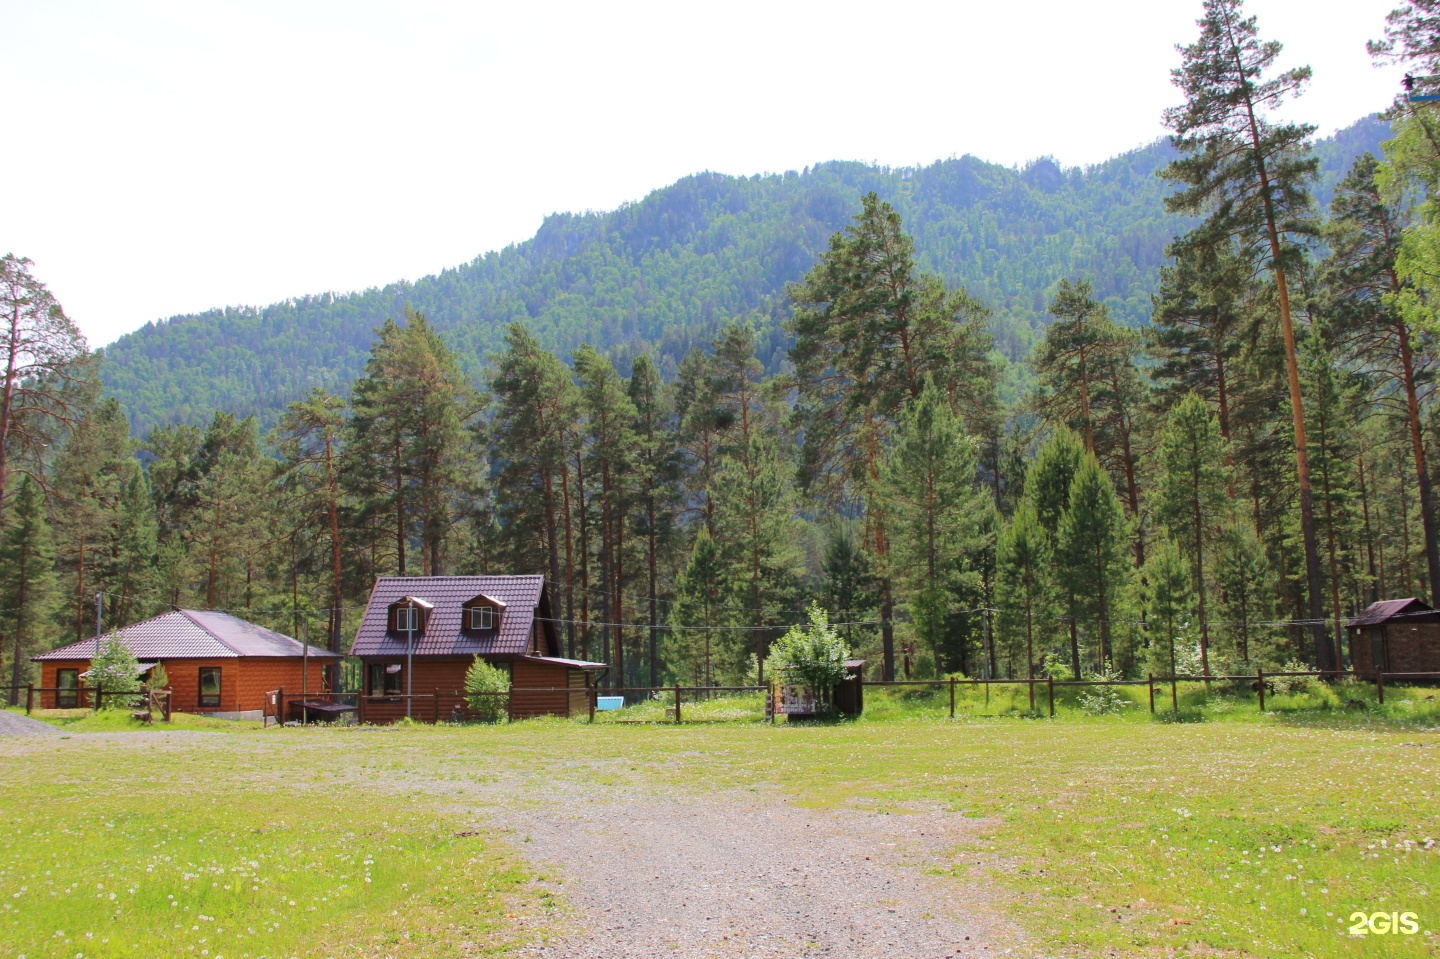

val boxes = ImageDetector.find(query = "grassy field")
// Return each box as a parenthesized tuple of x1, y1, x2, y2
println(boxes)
(1, 696, 1436, 958)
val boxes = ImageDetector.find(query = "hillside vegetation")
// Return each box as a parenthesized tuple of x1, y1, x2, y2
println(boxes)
(99, 116, 1386, 433)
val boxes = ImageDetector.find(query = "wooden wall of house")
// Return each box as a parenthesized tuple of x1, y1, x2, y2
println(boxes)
(511, 659, 574, 719)
(568, 669, 590, 717)
(38, 658, 328, 712)
(358, 658, 471, 724)
(1351, 622, 1440, 677)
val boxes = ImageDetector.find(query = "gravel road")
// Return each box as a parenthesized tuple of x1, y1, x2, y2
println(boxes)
(467, 777, 1031, 959)
(0, 711, 59, 736)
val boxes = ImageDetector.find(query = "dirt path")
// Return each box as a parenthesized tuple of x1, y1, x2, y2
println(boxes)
(465, 776, 1031, 959)
(0, 711, 59, 735)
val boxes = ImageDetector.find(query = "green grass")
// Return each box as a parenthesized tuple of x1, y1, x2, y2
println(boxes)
(590, 690, 767, 724)
(5, 707, 261, 733)
(2, 695, 1437, 958)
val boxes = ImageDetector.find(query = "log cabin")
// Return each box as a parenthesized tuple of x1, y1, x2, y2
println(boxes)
(1346, 598, 1440, 678)
(350, 575, 606, 722)
(33, 609, 338, 718)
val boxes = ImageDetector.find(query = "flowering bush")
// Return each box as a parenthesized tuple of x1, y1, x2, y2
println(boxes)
(85, 634, 142, 710)
(765, 604, 851, 708)
(464, 657, 510, 723)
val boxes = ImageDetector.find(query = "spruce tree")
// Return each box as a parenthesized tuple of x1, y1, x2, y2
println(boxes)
(1162, 0, 1332, 669)
(1056, 454, 1130, 674)
(669, 527, 726, 686)
(1023, 429, 1085, 676)
(1153, 393, 1233, 675)
(1140, 537, 1195, 686)
(1215, 521, 1277, 666)
(996, 502, 1048, 701)
(1, 477, 57, 702)
(879, 378, 985, 670)
(628, 354, 682, 687)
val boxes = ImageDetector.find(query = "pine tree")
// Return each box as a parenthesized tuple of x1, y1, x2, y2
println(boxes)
(669, 527, 726, 686)
(1215, 521, 1277, 666)
(1323, 152, 1440, 604)
(0, 255, 90, 527)
(628, 354, 682, 687)
(789, 193, 998, 679)
(1162, 0, 1332, 669)
(1056, 454, 1130, 674)
(574, 345, 637, 685)
(879, 378, 985, 669)
(1152, 393, 1233, 675)
(1, 477, 57, 702)
(110, 471, 158, 627)
(275, 388, 349, 653)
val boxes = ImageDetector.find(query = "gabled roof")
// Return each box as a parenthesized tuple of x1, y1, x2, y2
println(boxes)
(1347, 598, 1440, 628)
(351, 575, 552, 658)
(34, 610, 339, 661)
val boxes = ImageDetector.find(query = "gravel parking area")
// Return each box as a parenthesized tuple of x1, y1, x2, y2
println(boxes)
(0, 711, 59, 736)
(471, 777, 1029, 959)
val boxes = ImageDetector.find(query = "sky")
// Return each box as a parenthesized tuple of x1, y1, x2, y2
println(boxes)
(0, 0, 1408, 347)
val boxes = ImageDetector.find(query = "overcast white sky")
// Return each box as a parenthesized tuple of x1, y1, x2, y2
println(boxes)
(0, 0, 1406, 347)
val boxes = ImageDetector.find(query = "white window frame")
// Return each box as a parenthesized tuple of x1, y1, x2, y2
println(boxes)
(470, 606, 493, 630)
(395, 606, 419, 632)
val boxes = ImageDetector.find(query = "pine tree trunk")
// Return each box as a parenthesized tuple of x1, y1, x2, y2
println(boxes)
(1395, 314, 1440, 604)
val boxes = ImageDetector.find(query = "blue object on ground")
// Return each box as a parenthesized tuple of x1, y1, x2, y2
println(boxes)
(595, 696, 625, 711)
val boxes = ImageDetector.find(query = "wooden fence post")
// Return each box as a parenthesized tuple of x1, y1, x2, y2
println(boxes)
(1257, 669, 1265, 712)
(433, 688, 440, 724)
(589, 681, 596, 723)
(1148, 674, 1155, 714)
(1170, 675, 1178, 714)
(674, 684, 682, 724)
(1376, 671, 1385, 706)
(1028, 676, 1035, 713)
(94, 682, 102, 712)
(277, 687, 285, 725)
(1047, 676, 1055, 718)
(949, 677, 956, 719)
(25, 683, 32, 715)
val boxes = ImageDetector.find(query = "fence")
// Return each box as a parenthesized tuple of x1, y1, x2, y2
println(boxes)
(1, 683, 171, 720)
(862, 670, 1440, 716)
(594, 685, 770, 724)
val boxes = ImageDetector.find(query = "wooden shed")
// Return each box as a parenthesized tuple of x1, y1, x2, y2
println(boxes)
(33, 610, 337, 718)
(350, 575, 606, 722)
(1346, 598, 1440, 677)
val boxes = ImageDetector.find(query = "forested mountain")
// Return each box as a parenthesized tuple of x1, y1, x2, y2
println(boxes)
(99, 115, 1388, 434)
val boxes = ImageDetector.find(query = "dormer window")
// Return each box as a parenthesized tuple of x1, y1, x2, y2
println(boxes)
(461, 592, 506, 634)
(389, 596, 433, 634)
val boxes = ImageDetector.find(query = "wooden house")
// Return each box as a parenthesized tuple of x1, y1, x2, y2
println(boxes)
(33, 610, 338, 718)
(1346, 598, 1440, 677)
(350, 575, 606, 722)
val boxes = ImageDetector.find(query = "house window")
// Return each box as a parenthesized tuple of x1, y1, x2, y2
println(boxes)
(394, 606, 419, 632)
(198, 667, 222, 708)
(470, 606, 493, 630)
(367, 663, 403, 697)
(56, 669, 78, 709)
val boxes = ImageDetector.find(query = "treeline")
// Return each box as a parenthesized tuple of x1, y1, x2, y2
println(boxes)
(4, 0, 1438, 695)
(97, 117, 1384, 437)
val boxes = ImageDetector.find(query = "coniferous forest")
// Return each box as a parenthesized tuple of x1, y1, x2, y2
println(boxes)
(9, 0, 1440, 694)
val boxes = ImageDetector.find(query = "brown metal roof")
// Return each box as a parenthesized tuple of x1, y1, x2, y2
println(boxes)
(351, 575, 555, 658)
(33, 610, 339, 661)
(1346, 598, 1440, 628)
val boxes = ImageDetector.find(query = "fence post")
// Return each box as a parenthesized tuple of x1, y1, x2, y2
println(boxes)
(433, 688, 440, 724)
(163, 691, 171, 723)
(1047, 676, 1055, 718)
(1028, 676, 1035, 713)
(589, 681, 596, 723)
(25, 683, 32, 715)
(1376, 670, 1385, 706)
(1170, 675, 1178, 714)
(1257, 669, 1265, 712)
(674, 684, 682, 724)
(277, 687, 285, 725)
(94, 682, 102, 712)
(949, 677, 956, 719)
(1148, 674, 1155, 714)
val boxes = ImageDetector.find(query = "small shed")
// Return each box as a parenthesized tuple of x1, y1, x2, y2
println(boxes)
(833, 659, 866, 716)
(1346, 598, 1440, 677)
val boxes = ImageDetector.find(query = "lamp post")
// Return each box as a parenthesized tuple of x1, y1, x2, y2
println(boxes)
(405, 605, 414, 719)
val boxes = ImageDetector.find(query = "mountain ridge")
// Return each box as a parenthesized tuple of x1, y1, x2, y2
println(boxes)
(99, 115, 1390, 435)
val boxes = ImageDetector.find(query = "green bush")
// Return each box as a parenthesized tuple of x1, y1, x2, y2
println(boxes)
(464, 658, 510, 723)
(147, 662, 169, 692)
(766, 604, 851, 709)
(86, 635, 142, 710)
